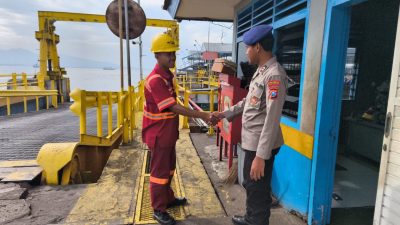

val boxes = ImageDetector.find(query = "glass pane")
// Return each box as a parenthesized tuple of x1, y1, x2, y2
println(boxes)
(275, 20, 306, 120)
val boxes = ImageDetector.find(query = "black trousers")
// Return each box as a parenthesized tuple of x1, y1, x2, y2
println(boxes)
(242, 148, 279, 225)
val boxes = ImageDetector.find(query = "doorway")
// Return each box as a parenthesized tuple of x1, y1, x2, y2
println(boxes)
(330, 1, 399, 224)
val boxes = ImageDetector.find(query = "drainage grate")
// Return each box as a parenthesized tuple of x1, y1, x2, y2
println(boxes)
(134, 151, 185, 224)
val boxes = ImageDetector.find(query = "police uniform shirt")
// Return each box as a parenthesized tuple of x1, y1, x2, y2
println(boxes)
(224, 57, 287, 160)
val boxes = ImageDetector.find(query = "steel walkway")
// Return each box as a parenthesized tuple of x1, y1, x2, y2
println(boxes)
(0, 106, 226, 224)
(0, 103, 117, 161)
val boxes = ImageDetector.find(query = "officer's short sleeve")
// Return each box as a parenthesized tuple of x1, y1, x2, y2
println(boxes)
(147, 76, 176, 111)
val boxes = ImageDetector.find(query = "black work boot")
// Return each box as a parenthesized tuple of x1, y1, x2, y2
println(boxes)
(153, 210, 176, 225)
(167, 197, 187, 208)
(232, 215, 251, 225)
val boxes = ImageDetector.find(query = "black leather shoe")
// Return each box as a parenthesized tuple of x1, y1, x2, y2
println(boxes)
(232, 215, 250, 225)
(153, 210, 176, 225)
(167, 197, 187, 208)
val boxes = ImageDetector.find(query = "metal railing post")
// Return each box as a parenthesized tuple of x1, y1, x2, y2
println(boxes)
(210, 89, 215, 113)
(23, 96, 27, 113)
(117, 92, 122, 127)
(22, 73, 28, 89)
(97, 92, 103, 137)
(6, 97, 11, 115)
(53, 93, 58, 108)
(12, 73, 17, 90)
(183, 89, 190, 129)
(108, 93, 113, 136)
(122, 92, 130, 144)
(80, 90, 87, 136)
(36, 96, 39, 111)
(138, 81, 144, 112)
(130, 86, 136, 130)
(208, 89, 215, 135)
(51, 80, 57, 108)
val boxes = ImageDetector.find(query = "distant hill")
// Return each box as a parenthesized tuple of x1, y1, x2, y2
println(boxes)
(0, 48, 118, 68)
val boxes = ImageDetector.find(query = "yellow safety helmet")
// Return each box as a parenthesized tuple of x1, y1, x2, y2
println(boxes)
(151, 33, 179, 53)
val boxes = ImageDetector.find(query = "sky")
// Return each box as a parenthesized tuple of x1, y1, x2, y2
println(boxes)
(0, 0, 233, 74)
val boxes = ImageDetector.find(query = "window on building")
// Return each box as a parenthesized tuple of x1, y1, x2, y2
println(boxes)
(275, 20, 306, 120)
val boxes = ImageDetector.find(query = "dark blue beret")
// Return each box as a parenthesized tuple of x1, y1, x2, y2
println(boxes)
(243, 25, 273, 45)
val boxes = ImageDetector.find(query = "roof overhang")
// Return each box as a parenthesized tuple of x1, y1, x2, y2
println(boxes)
(163, 0, 241, 22)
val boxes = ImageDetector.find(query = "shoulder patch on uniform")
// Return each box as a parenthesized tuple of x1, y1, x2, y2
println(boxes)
(267, 80, 280, 90)
(269, 90, 278, 99)
(268, 79, 280, 100)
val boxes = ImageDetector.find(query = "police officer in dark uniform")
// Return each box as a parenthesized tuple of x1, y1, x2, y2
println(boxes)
(213, 25, 288, 225)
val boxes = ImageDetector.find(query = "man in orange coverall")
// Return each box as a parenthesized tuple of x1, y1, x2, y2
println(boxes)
(142, 32, 219, 225)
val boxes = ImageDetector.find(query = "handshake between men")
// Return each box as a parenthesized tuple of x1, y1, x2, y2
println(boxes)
(204, 111, 226, 126)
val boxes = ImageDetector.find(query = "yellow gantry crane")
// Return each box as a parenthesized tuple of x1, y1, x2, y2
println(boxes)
(35, 11, 180, 185)
(35, 11, 179, 90)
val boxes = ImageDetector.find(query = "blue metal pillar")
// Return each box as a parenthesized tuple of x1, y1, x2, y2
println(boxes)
(308, 1, 352, 224)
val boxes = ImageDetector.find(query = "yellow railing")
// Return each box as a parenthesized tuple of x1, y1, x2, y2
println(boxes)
(0, 73, 68, 116)
(0, 73, 38, 90)
(67, 74, 216, 147)
(1, 71, 215, 134)
(176, 74, 219, 89)
(69, 83, 145, 146)
(135, 80, 145, 113)
(0, 90, 58, 116)
(175, 81, 218, 134)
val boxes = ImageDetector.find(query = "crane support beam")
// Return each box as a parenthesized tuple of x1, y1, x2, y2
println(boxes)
(35, 11, 179, 90)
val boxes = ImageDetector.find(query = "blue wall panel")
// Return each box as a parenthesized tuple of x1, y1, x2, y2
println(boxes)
(272, 145, 311, 215)
(308, 1, 351, 224)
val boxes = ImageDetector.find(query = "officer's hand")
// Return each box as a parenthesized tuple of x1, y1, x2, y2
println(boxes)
(250, 156, 265, 181)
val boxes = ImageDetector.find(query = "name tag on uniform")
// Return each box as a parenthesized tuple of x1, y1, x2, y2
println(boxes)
(249, 82, 264, 108)
(250, 96, 260, 105)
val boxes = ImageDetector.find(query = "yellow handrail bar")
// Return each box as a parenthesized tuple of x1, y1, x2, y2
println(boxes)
(0, 90, 58, 115)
